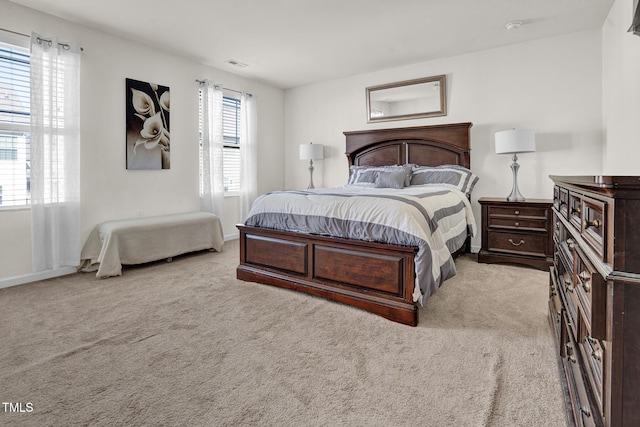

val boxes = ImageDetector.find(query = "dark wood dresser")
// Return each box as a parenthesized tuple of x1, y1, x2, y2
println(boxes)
(549, 175, 640, 427)
(478, 197, 553, 270)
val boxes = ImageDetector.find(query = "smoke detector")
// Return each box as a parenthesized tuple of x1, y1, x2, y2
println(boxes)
(504, 20, 523, 31)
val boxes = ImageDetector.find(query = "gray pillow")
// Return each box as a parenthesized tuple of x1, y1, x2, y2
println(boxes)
(348, 164, 412, 187)
(374, 170, 406, 189)
(410, 165, 479, 194)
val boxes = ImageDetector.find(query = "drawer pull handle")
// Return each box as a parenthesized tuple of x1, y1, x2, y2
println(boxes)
(565, 343, 576, 363)
(514, 210, 520, 215)
(514, 222, 519, 227)
(580, 406, 592, 418)
(592, 349, 602, 361)
(586, 335, 597, 345)
(583, 218, 601, 229)
(579, 271, 591, 292)
(571, 206, 581, 215)
(508, 238, 525, 246)
(566, 238, 575, 250)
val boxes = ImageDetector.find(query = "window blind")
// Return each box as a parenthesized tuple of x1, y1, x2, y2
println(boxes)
(222, 96, 240, 192)
(0, 43, 30, 207)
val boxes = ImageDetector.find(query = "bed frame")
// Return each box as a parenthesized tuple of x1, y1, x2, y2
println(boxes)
(237, 122, 473, 326)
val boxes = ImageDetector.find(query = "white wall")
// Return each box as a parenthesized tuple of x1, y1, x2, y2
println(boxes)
(0, 0, 285, 281)
(284, 30, 604, 251)
(602, 0, 640, 172)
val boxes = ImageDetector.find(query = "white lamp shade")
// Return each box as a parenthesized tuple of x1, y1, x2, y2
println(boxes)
(299, 143, 324, 160)
(495, 129, 536, 154)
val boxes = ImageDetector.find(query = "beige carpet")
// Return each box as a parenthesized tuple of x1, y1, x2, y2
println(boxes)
(0, 240, 566, 427)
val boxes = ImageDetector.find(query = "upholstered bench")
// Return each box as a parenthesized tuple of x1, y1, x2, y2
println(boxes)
(79, 212, 224, 278)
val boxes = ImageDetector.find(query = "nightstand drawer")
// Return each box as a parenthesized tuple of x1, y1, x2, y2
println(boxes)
(486, 230, 547, 257)
(489, 217, 547, 231)
(487, 205, 549, 219)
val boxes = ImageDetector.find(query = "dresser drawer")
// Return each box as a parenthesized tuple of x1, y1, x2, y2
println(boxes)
(581, 196, 606, 260)
(553, 211, 566, 242)
(574, 247, 594, 327)
(487, 230, 547, 257)
(579, 333, 604, 413)
(556, 248, 578, 339)
(549, 269, 563, 346)
(564, 326, 598, 427)
(575, 246, 607, 340)
(556, 186, 569, 219)
(569, 192, 583, 231)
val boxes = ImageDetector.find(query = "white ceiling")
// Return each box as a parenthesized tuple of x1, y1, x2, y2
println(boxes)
(8, 0, 614, 89)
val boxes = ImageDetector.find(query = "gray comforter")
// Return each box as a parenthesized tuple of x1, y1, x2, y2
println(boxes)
(244, 185, 477, 304)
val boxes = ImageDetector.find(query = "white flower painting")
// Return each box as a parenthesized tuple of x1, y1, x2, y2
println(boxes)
(126, 78, 170, 169)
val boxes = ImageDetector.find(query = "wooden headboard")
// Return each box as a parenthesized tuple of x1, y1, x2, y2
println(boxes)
(344, 122, 472, 169)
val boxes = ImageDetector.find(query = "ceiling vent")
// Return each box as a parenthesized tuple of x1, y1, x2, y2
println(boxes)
(226, 59, 249, 68)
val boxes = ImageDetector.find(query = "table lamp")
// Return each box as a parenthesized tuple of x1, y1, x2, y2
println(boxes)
(495, 129, 536, 201)
(299, 142, 324, 189)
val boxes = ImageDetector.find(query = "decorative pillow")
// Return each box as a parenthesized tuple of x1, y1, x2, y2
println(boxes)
(374, 169, 407, 189)
(410, 165, 479, 194)
(348, 164, 412, 186)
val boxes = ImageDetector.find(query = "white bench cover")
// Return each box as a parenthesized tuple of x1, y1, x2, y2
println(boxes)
(79, 212, 224, 278)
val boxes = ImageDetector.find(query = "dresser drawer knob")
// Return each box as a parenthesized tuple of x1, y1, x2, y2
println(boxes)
(514, 210, 520, 215)
(583, 218, 601, 229)
(514, 222, 519, 227)
(592, 349, 602, 361)
(579, 271, 591, 292)
(508, 238, 525, 246)
(571, 206, 581, 215)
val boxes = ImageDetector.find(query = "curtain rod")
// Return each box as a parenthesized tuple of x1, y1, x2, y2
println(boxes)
(0, 27, 84, 51)
(195, 79, 253, 97)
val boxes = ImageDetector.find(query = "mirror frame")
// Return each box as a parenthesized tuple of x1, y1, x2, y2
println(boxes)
(366, 75, 447, 123)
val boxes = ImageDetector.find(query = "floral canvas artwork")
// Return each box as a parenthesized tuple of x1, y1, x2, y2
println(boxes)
(125, 78, 170, 169)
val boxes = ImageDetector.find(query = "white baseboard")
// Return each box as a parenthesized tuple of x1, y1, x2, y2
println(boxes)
(0, 266, 78, 290)
(224, 232, 239, 241)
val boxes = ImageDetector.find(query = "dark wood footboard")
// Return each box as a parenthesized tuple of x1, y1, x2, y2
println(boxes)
(237, 225, 419, 326)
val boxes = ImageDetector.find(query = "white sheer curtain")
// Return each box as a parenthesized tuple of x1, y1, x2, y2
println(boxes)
(199, 81, 224, 218)
(30, 32, 81, 272)
(239, 92, 257, 222)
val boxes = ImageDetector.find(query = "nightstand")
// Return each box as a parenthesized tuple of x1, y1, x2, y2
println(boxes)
(477, 197, 553, 271)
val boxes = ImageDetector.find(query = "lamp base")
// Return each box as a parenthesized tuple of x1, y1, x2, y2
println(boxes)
(307, 160, 315, 189)
(506, 154, 525, 201)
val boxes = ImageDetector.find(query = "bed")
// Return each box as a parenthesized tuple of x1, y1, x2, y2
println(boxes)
(237, 123, 475, 326)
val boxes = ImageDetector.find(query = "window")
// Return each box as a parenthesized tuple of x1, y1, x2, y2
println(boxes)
(222, 95, 241, 193)
(198, 90, 241, 194)
(0, 42, 30, 207)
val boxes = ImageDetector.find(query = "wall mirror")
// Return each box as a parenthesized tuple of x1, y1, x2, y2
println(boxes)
(366, 75, 447, 123)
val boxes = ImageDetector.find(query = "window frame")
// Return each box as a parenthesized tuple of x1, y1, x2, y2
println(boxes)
(0, 37, 31, 210)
